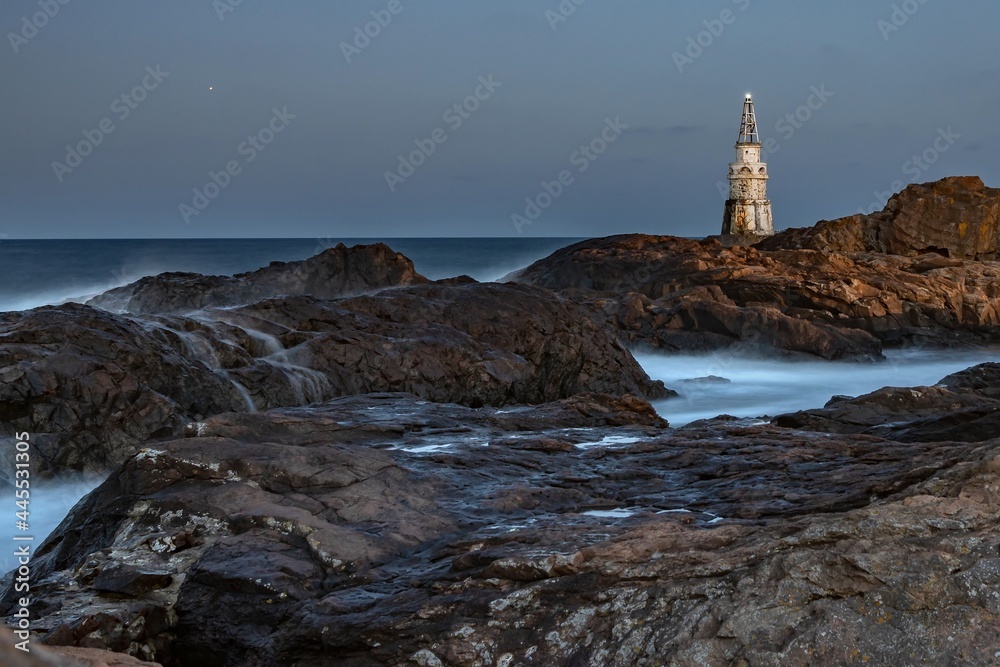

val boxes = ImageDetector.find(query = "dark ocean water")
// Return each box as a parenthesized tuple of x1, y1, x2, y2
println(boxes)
(0, 238, 584, 312)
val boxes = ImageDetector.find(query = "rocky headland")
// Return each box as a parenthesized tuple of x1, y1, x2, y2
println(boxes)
(510, 177, 1000, 358)
(2, 176, 1000, 665)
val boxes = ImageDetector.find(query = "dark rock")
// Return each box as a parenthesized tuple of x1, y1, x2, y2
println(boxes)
(0, 304, 249, 474)
(677, 375, 731, 385)
(6, 391, 1000, 665)
(775, 362, 1000, 442)
(219, 282, 670, 408)
(2, 282, 667, 474)
(92, 566, 173, 598)
(87, 243, 428, 315)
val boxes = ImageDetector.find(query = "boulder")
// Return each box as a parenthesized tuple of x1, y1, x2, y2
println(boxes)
(510, 209, 1000, 354)
(87, 243, 428, 315)
(221, 282, 670, 407)
(2, 282, 668, 474)
(775, 362, 1000, 442)
(760, 176, 1000, 260)
(0, 304, 249, 474)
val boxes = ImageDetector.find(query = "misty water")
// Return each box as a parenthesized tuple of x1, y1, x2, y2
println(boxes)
(0, 476, 105, 574)
(638, 348, 999, 427)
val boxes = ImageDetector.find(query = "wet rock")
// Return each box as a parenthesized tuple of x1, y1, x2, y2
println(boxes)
(0, 304, 249, 474)
(2, 282, 667, 474)
(775, 362, 1000, 442)
(182, 391, 668, 446)
(92, 566, 173, 598)
(5, 391, 998, 665)
(219, 281, 670, 407)
(87, 243, 428, 315)
(677, 375, 731, 385)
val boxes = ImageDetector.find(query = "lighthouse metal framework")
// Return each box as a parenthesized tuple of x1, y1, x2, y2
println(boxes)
(722, 94, 774, 236)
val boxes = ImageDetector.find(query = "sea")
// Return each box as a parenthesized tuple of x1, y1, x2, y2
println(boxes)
(0, 237, 997, 572)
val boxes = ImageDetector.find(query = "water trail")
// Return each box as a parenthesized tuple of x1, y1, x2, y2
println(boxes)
(241, 327, 284, 357)
(269, 360, 331, 406)
(222, 374, 257, 412)
(146, 322, 221, 368)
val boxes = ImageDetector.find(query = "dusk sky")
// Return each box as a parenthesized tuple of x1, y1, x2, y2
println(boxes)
(2, 0, 998, 239)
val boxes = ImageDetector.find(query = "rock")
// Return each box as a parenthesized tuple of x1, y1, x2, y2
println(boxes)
(775, 362, 1000, 442)
(0, 304, 249, 474)
(87, 243, 428, 315)
(6, 390, 1000, 665)
(2, 282, 667, 474)
(92, 565, 173, 598)
(181, 391, 668, 446)
(44, 646, 162, 667)
(0, 627, 161, 666)
(511, 220, 1000, 355)
(220, 282, 670, 408)
(759, 176, 1000, 260)
(677, 375, 731, 385)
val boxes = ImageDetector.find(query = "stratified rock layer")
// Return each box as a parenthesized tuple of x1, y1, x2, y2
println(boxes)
(511, 236, 1000, 356)
(760, 176, 1000, 259)
(509, 178, 1000, 358)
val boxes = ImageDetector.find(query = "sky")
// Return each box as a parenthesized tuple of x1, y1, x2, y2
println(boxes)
(1, 0, 998, 239)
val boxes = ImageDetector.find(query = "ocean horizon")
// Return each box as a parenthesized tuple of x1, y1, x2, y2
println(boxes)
(0, 237, 594, 313)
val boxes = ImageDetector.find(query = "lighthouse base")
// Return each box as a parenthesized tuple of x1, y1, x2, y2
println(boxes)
(722, 199, 774, 236)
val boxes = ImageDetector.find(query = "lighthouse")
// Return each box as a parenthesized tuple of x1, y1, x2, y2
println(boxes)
(722, 94, 774, 237)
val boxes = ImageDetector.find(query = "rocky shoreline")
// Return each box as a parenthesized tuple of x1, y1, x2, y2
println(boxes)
(2, 176, 1000, 666)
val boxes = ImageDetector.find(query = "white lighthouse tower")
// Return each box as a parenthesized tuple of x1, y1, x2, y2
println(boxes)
(722, 94, 774, 236)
